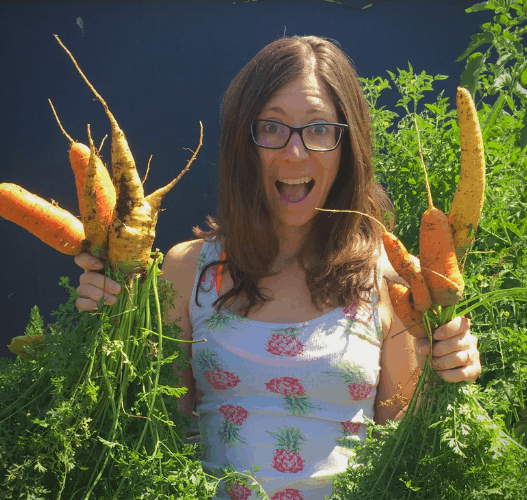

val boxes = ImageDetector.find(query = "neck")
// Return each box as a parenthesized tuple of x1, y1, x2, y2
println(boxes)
(271, 222, 311, 272)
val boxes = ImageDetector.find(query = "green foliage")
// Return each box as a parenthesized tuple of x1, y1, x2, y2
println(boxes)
(0, 255, 262, 499)
(327, 1, 527, 497)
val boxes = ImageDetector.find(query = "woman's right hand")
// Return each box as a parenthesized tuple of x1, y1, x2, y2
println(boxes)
(74, 253, 122, 311)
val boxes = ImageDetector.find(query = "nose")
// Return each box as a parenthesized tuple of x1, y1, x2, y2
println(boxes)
(282, 131, 309, 160)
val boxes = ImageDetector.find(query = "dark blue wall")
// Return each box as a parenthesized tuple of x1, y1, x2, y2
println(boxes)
(0, 0, 490, 358)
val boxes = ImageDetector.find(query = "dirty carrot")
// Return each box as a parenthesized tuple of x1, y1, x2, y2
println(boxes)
(48, 99, 116, 231)
(316, 206, 432, 312)
(0, 183, 85, 255)
(386, 279, 426, 338)
(54, 34, 202, 274)
(415, 117, 465, 307)
(82, 124, 110, 259)
(448, 86, 486, 264)
(382, 232, 431, 312)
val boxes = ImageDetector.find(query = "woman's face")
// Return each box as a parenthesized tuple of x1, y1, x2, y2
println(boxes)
(255, 69, 342, 233)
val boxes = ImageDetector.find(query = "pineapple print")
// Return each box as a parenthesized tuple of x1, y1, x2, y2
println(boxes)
(269, 426, 306, 473)
(266, 326, 305, 357)
(271, 489, 304, 500)
(265, 377, 320, 416)
(196, 250, 206, 275)
(327, 362, 375, 401)
(336, 420, 361, 449)
(200, 263, 218, 293)
(205, 310, 246, 332)
(218, 404, 248, 447)
(342, 302, 382, 342)
(195, 347, 240, 390)
(226, 480, 251, 500)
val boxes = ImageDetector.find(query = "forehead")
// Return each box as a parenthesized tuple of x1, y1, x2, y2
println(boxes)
(261, 69, 337, 119)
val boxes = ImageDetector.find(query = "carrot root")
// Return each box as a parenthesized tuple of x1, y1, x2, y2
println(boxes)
(0, 183, 85, 255)
(386, 279, 426, 339)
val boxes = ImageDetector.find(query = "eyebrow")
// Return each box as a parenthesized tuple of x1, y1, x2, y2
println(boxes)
(262, 106, 333, 117)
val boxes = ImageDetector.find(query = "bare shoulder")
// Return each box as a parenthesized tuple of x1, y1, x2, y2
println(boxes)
(162, 239, 204, 294)
(160, 239, 204, 334)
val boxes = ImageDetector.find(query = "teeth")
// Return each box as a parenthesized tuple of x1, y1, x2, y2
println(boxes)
(279, 177, 312, 185)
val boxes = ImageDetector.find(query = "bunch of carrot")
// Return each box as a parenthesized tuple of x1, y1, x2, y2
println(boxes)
(1, 36, 202, 273)
(0, 36, 228, 499)
(327, 87, 527, 499)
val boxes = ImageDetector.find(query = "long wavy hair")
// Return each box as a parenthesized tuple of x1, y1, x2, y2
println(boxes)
(194, 35, 393, 316)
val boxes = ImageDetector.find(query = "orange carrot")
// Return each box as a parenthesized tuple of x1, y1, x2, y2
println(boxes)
(386, 279, 426, 338)
(0, 183, 85, 255)
(316, 206, 432, 312)
(48, 99, 116, 229)
(419, 207, 465, 306)
(415, 116, 465, 307)
(382, 232, 431, 312)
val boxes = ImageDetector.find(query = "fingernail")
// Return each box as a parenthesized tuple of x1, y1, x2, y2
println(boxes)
(92, 260, 104, 269)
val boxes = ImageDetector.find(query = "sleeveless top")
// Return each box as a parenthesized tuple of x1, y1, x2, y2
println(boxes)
(189, 239, 384, 500)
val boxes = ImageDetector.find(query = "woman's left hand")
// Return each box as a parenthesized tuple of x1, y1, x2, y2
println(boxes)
(415, 316, 481, 383)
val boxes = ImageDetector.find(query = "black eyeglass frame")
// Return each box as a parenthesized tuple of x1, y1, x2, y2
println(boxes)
(251, 119, 349, 152)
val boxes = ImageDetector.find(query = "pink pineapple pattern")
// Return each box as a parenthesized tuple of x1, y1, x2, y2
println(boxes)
(265, 377, 320, 415)
(327, 361, 375, 401)
(266, 326, 305, 357)
(336, 420, 361, 449)
(342, 302, 382, 342)
(269, 426, 306, 473)
(218, 404, 249, 447)
(200, 263, 218, 292)
(195, 347, 240, 390)
(271, 489, 304, 500)
(226, 481, 252, 500)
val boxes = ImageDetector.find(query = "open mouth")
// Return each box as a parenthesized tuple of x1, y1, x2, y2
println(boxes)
(275, 177, 315, 204)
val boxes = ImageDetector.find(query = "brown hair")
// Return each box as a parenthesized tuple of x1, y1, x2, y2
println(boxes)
(194, 35, 393, 316)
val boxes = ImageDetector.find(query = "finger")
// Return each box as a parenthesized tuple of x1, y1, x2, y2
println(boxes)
(75, 296, 99, 312)
(74, 252, 105, 271)
(432, 330, 476, 357)
(432, 347, 478, 371)
(77, 282, 118, 306)
(79, 271, 121, 295)
(416, 338, 431, 358)
(433, 315, 471, 341)
(436, 358, 482, 383)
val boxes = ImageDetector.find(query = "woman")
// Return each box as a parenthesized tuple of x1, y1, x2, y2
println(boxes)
(74, 36, 481, 499)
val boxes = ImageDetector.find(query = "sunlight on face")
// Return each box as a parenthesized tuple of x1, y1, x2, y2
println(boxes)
(255, 67, 342, 236)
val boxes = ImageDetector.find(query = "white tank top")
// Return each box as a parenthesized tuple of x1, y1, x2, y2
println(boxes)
(189, 239, 383, 499)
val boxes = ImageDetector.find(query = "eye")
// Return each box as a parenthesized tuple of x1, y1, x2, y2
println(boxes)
(262, 121, 285, 134)
(311, 124, 329, 135)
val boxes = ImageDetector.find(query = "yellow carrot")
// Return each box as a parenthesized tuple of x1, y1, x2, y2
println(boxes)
(83, 124, 110, 258)
(54, 34, 202, 273)
(448, 86, 486, 264)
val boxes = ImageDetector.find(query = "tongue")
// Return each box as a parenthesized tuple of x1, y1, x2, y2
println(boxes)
(277, 182, 309, 203)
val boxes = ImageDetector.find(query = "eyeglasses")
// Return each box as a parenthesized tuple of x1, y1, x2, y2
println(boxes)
(251, 119, 348, 152)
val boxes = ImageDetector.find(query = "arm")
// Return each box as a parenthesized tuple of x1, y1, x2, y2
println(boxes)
(375, 278, 420, 425)
(161, 239, 204, 419)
